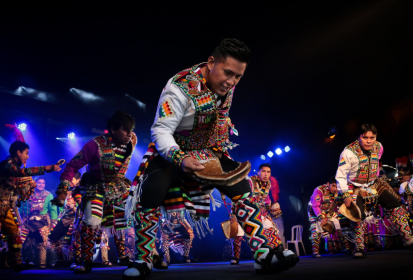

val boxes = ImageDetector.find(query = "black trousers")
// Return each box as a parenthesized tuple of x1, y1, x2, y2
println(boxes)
(356, 189, 400, 221)
(139, 155, 251, 209)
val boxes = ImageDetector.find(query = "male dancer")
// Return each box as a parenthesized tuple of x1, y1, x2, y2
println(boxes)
(160, 212, 194, 266)
(308, 176, 350, 257)
(0, 139, 60, 271)
(336, 124, 413, 258)
(124, 39, 298, 279)
(54, 111, 137, 273)
(398, 155, 413, 226)
(48, 172, 81, 267)
(20, 178, 58, 268)
(230, 165, 282, 265)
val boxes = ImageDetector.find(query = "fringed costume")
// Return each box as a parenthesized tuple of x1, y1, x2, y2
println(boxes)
(0, 157, 46, 270)
(308, 184, 350, 257)
(336, 140, 413, 258)
(56, 133, 137, 273)
(124, 63, 298, 279)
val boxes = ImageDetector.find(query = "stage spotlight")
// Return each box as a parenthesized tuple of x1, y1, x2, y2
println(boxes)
(284, 146, 290, 152)
(68, 132, 75, 139)
(328, 126, 338, 138)
(275, 148, 282, 155)
(260, 155, 266, 160)
(18, 123, 27, 131)
(104, 130, 109, 134)
(267, 151, 274, 158)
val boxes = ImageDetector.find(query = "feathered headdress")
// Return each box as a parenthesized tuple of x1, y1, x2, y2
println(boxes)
(5, 123, 25, 143)
(269, 176, 280, 203)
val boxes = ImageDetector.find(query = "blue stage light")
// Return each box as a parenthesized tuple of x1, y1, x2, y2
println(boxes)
(275, 148, 282, 155)
(260, 155, 266, 160)
(284, 146, 290, 152)
(267, 151, 274, 158)
(18, 123, 27, 131)
(68, 132, 75, 139)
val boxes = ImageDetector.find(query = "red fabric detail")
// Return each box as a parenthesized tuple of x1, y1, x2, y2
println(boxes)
(269, 176, 280, 202)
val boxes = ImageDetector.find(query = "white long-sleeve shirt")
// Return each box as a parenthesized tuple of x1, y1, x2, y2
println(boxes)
(151, 67, 221, 162)
(335, 142, 383, 195)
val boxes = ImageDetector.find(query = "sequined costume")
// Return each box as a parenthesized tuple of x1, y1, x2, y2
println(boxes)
(336, 140, 413, 256)
(308, 184, 350, 256)
(125, 63, 298, 278)
(0, 157, 45, 268)
(57, 133, 137, 272)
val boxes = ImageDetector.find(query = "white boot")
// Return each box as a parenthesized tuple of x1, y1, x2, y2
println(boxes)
(123, 260, 152, 279)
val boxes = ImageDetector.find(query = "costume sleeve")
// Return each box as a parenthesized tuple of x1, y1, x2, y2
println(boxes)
(310, 188, 324, 220)
(336, 149, 353, 200)
(4, 161, 45, 177)
(41, 193, 58, 220)
(377, 143, 383, 177)
(402, 178, 413, 196)
(151, 81, 191, 167)
(57, 140, 98, 195)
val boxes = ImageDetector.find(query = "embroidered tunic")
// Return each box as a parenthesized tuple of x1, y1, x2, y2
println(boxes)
(0, 158, 45, 215)
(308, 184, 338, 221)
(151, 63, 236, 166)
(336, 140, 383, 199)
(57, 133, 138, 196)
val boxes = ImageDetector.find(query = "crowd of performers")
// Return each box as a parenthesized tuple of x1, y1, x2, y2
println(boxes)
(308, 124, 413, 258)
(1, 38, 412, 279)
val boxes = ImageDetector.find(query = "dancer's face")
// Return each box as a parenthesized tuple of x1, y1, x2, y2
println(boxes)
(328, 182, 337, 194)
(111, 126, 132, 145)
(16, 148, 30, 165)
(36, 179, 46, 191)
(206, 56, 247, 96)
(258, 167, 271, 182)
(359, 131, 376, 150)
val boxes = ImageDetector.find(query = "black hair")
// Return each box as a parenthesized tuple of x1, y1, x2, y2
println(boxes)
(259, 163, 271, 171)
(211, 38, 251, 64)
(9, 141, 30, 157)
(328, 176, 337, 185)
(107, 111, 135, 133)
(360, 124, 377, 136)
(74, 171, 81, 180)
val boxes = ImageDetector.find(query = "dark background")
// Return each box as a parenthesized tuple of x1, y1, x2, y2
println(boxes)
(1, 1, 412, 260)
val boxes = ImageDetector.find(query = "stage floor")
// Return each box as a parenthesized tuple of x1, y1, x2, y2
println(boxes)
(1, 250, 412, 280)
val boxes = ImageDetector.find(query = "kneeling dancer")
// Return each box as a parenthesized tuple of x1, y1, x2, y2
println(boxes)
(308, 176, 350, 257)
(124, 38, 298, 279)
(336, 124, 413, 258)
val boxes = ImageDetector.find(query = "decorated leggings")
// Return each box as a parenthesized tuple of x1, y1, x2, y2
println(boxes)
(353, 190, 413, 250)
(134, 155, 281, 264)
(80, 222, 127, 264)
(232, 236, 243, 259)
(310, 222, 348, 254)
(0, 208, 23, 265)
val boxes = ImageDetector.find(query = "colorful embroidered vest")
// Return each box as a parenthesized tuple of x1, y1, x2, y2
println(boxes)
(93, 133, 138, 182)
(316, 184, 337, 213)
(172, 63, 234, 153)
(30, 189, 50, 212)
(250, 175, 271, 203)
(346, 140, 381, 184)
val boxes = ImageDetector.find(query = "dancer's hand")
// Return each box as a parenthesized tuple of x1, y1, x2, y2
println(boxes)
(45, 164, 61, 173)
(181, 157, 204, 172)
(344, 197, 352, 208)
